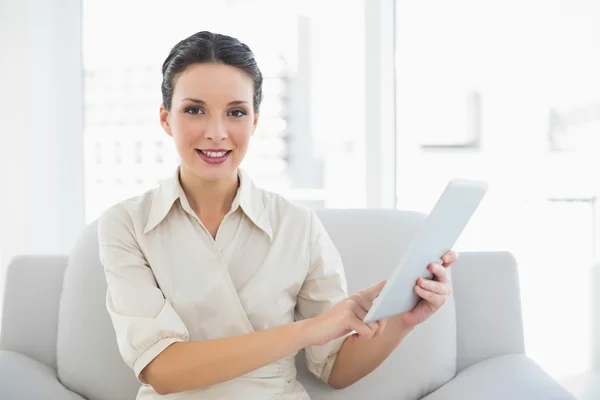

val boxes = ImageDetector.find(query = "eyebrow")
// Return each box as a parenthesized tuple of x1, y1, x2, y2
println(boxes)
(181, 98, 249, 106)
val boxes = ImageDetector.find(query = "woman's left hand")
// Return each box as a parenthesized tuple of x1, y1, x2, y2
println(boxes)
(399, 250, 458, 327)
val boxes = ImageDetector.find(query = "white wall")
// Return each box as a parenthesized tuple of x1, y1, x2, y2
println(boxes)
(0, 0, 85, 284)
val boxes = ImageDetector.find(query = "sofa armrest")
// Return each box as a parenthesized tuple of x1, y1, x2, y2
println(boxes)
(0, 255, 68, 370)
(0, 350, 85, 400)
(422, 354, 576, 400)
(452, 251, 525, 372)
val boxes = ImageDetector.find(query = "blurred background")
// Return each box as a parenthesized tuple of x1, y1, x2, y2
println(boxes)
(1, 0, 599, 395)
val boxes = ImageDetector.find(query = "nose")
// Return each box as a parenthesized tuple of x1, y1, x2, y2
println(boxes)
(204, 116, 228, 142)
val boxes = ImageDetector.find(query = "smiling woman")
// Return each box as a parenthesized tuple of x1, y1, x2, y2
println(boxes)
(155, 35, 263, 238)
(96, 30, 456, 399)
(160, 32, 263, 181)
(159, 32, 261, 187)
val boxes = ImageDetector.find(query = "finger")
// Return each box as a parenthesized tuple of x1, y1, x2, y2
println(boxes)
(350, 316, 376, 340)
(349, 292, 373, 312)
(366, 321, 379, 333)
(373, 318, 387, 337)
(428, 263, 449, 284)
(442, 250, 458, 267)
(349, 302, 368, 321)
(415, 285, 446, 308)
(358, 280, 387, 301)
(418, 277, 451, 296)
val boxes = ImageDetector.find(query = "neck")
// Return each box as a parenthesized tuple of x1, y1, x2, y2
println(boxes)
(178, 165, 239, 219)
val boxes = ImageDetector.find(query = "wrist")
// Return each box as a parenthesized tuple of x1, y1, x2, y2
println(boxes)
(293, 319, 317, 349)
(389, 314, 417, 332)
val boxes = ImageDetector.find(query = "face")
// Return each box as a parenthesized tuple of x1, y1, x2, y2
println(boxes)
(160, 63, 258, 182)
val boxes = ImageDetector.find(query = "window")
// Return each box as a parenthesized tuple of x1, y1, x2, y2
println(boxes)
(395, 0, 600, 380)
(83, 0, 370, 222)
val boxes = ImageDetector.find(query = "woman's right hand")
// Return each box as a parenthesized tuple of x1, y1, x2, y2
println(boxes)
(305, 281, 387, 347)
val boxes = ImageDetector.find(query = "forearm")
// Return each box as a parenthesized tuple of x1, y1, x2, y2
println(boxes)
(143, 320, 311, 395)
(328, 316, 414, 389)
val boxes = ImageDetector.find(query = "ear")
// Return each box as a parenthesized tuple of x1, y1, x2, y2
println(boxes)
(251, 112, 260, 136)
(160, 104, 173, 137)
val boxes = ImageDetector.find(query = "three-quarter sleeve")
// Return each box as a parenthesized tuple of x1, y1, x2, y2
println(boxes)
(295, 211, 349, 384)
(97, 204, 190, 383)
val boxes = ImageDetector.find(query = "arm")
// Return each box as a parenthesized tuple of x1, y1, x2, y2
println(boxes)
(297, 211, 409, 388)
(295, 211, 409, 387)
(98, 205, 313, 395)
(298, 274, 411, 389)
(327, 315, 413, 389)
(326, 254, 457, 389)
(143, 321, 312, 395)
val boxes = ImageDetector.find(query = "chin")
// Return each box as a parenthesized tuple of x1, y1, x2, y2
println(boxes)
(188, 162, 238, 182)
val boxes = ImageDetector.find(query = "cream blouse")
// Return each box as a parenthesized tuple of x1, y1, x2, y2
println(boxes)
(97, 167, 349, 399)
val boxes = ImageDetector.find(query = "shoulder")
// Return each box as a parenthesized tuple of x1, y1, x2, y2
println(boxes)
(97, 187, 157, 239)
(258, 185, 312, 217)
(254, 185, 323, 236)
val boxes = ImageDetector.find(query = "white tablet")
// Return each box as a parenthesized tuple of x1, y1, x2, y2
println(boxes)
(363, 178, 488, 323)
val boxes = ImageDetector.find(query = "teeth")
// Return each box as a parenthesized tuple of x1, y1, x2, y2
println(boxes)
(200, 150, 227, 158)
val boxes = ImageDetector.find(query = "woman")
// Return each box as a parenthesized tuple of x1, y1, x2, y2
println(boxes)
(98, 31, 456, 399)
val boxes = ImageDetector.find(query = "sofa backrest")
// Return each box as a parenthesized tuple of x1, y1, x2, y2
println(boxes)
(56, 209, 456, 400)
(0, 255, 68, 371)
(56, 219, 139, 400)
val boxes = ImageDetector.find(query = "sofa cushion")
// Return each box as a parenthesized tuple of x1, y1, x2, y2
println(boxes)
(422, 354, 577, 400)
(0, 350, 85, 400)
(300, 210, 457, 400)
(56, 221, 140, 400)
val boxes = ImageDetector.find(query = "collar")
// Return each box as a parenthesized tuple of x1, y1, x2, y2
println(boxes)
(143, 167, 273, 240)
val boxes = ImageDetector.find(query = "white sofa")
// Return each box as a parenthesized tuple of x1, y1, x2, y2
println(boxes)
(0, 209, 577, 399)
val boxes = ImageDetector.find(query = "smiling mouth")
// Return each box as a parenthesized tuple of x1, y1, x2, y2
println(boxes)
(195, 149, 232, 164)
(197, 149, 231, 158)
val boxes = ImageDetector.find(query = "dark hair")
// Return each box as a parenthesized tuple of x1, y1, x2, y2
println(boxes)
(161, 31, 263, 112)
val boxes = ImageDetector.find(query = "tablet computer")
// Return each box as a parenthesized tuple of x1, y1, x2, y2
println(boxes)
(363, 178, 488, 323)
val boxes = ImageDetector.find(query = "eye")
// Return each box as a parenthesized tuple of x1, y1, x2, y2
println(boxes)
(184, 107, 204, 115)
(228, 109, 247, 118)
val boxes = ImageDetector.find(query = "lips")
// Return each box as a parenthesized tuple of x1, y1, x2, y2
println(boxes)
(196, 149, 231, 165)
